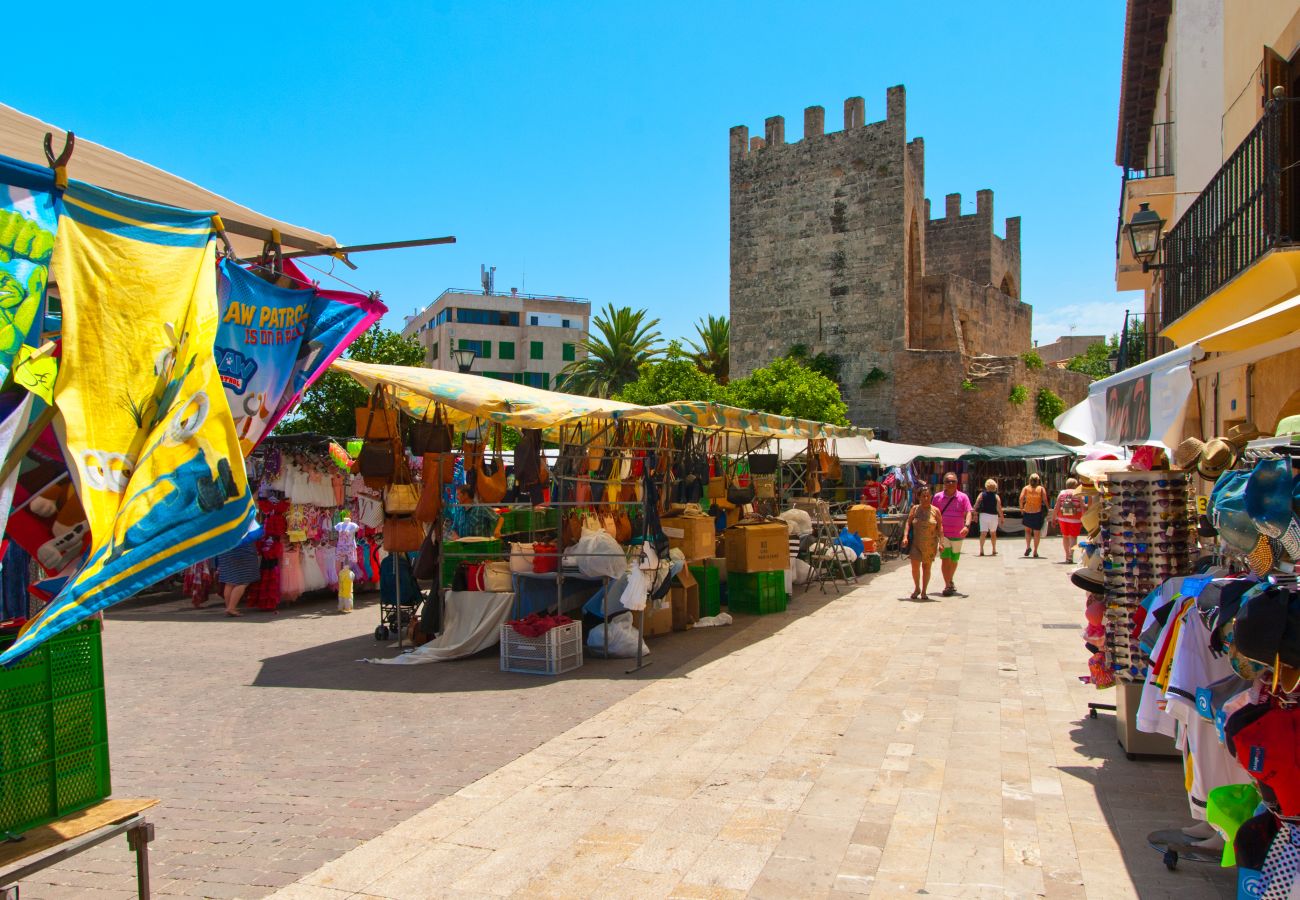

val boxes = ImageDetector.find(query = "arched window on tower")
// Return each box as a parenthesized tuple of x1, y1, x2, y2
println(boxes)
(1000, 275, 1018, 300)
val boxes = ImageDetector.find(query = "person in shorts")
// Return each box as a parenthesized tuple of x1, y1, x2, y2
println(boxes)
(1053, 477, 1084, 563)
(933, 473, 973, 596)
(1019, 473, 1049, 558)
(973, 478, 1003, 557)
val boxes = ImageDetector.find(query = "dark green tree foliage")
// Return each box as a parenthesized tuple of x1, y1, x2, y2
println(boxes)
(687, 315, 730, 384)
(786, 344, 844, 384)
(560, 304, 663, 397)
(278, 324, 425, 437)
(725, 356, 849, 425)
(616, 342, 724, 405)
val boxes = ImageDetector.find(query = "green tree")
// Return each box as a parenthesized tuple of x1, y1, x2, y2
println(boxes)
(686, 314, 730, 384)
(560, 304, 663, 397)
(786, 344, 844, 385)
(725, 356, 850, 425)
(616, 342, 724, 406)
(1065, 339, 1115, 381)
(278, 323, 425, 437)
(1020, 350, 1044, 370)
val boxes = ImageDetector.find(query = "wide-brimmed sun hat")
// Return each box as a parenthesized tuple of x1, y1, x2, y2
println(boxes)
(1199, 423, 1262, 479)
(1173, 437, 1206, 471)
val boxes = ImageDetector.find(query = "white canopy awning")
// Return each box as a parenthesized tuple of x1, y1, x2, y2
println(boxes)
(771, 437, 968, 467)
(0, 102, 338, 257)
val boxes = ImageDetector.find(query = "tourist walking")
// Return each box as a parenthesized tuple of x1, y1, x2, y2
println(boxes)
(1019, 473, 1049, 558)
(901, 484, 942, 599)
(1053, 477, 1084, 563)
(974, 478, 1003, 556)
(934, 473, 973, 596)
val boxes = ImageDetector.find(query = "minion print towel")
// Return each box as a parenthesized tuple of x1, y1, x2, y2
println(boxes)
(1, 182, 255, 664)
(0, 155, 56, 383)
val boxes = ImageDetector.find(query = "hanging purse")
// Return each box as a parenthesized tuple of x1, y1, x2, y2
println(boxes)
(413, 526, 438, 580)
(821, 439, 843, 482)
(358, 441, 395, 481)
(725, 433, 755, 506)
(383, 516, 424, 552)
(355, 385, 399, 439)
(514, 428, 544, 488)
(614, 507, 633, 543)
(410, 403, 455, 456)
(532, 541, 559, 574)
(385, 482, 419, 515)
(749, 452, 779, 475)
(475, 424, 508, 504)
(754, 474, 776, 499)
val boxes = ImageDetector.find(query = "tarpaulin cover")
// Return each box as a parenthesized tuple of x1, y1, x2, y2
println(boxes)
(333, 359, 692, 430)
(2, 181, 255, 664)
(647, 401, 868, 440)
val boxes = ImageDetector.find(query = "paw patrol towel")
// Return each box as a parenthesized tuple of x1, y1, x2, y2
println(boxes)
(2, 183, 255, 664)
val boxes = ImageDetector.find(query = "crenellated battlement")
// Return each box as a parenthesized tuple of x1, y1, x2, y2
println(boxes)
(729, 85, 907, 161)
(924, 189, 1022, 298)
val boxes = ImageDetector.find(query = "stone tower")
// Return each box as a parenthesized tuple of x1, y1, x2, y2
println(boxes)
(728, 87, 1079, 441)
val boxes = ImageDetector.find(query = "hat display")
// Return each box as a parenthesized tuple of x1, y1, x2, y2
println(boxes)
(1075, 459, 1131, 483)
(1211, 471, 1265, 554)
(1245, 535, 1275, 577)
(1225, 702, 1300, 817)
(1207, 783, 1263, 867)
(1232, 586, 1300, 669)
(1245, 458, 1294, 538)
(1199, 423, 1262, 479)
(1173, 437, 1206, 471)
(1070, 547, 1104, 592)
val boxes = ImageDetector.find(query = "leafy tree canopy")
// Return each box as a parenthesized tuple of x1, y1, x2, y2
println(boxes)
(615, 341, 724, 406)
(277, 324, 425, 437)
(724, 356, 849, 425)
(1065, 339, 1116, 381)
(786, 344, 844, 385)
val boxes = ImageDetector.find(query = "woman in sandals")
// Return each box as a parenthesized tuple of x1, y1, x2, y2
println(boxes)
(901, 484, 942, 599)
(1019, 473, 1049, 558)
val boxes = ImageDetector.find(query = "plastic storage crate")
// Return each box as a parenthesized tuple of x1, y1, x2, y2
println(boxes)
(688, 565, 721, 617)
(498, 507, 558, 536)
(441, 537, 503, 586)
(0, 620, 111, 836)
(727, 570, 788, 615)
(499, 622, 583, 675)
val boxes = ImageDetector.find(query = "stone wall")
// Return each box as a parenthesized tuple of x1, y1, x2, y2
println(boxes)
(924, 190, 1022, 299)
(921, 274, 1032, 358)
(888, 352, 1090, 446)
(730, 87, 912, 432)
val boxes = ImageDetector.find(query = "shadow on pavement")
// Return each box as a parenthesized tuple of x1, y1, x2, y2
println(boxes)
(1058, 717, 1235, 895)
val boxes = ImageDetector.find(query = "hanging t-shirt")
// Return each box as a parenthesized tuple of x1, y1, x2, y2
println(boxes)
(334, 519, 359, 556)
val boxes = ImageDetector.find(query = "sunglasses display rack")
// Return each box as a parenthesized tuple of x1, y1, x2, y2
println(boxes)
(1098, 470, 1196, 683)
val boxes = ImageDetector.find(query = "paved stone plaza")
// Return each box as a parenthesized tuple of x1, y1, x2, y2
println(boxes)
(22, 551, 1233, 899)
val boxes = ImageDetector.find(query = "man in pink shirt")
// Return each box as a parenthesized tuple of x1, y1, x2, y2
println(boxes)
(933, 472, 973, 596)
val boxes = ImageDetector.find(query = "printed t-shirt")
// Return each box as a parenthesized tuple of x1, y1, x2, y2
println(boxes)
(933, 490, 972, 540)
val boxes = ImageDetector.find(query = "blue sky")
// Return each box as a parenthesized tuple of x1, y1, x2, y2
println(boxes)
(9, 1, 1138, 347)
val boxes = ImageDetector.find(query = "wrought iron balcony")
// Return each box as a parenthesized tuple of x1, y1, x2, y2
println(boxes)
(1159, 103, 1297, 327)
(1115, 122, 1175, 258)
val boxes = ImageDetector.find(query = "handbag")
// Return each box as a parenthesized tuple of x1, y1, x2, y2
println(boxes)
(358, 441, 395, 481)
(410, 403, 454, 456)
(383, 516, 424, 552)
(600, 509, 619, 541)
(475, 425, 508, 504)
(416, 476, 442, 523)
(483, 560, 513, 592)
(614, 507, 633, 543)
(514, 428, 544, 488)
(532, 541, 559, 574)
(754, 474, 776, 499)
(355, 385, 398, 439)
(749, 452, 778, 475)
(423, 452, 456, 486)
(385, 483, 419, 515)
(413, 526, 438, 579)
(509, 541, 535, 574)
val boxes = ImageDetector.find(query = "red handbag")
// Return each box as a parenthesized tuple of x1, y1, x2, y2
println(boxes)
(532, 542, 559, 574)
(465, 562, 486, 591)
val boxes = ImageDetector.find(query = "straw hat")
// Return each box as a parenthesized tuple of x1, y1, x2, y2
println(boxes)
(1075, 458, 1131, 483)
(1199, 422, 1262, 479)
(1172, 437, 1206, 471)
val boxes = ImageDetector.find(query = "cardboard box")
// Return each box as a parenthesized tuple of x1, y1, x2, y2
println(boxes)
(670, 568, 699, 631)
(724, 522, 790, 573)
(660, 515, 716, 561)
(632, 597, 673, 637)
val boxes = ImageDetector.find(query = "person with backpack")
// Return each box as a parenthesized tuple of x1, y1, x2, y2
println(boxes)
(973, 478, 1004, 557)
(1053, 477, 1085, 563)
(1019, 473, 1049, 558)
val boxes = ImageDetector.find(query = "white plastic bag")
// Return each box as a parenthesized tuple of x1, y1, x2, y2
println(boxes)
(779, 509, 813, 537)
(621, 563, 649, 611)
(588, 612, 649, 658)
(573, 529, 628, 580)
(792, 557, 814, 583)
(693, 612, 733, 628)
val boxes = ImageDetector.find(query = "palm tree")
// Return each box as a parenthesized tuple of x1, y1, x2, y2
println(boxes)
(561, 304, 664, 397)
(687, 314, 729, 384)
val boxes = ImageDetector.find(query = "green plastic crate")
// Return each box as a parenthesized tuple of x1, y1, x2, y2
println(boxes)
(727, 570, 788, 615)
(441, 537, 504, 586)
(0, 620, 111, 837)
(688, 565, 721, 617)
(499, 508, 560, 537)
(863, 553, 881, 573)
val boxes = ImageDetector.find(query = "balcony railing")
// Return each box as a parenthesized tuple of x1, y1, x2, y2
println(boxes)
(1159, 104, 1295, 327)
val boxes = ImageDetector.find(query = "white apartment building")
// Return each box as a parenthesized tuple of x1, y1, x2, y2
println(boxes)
(402, 287, 591, 391)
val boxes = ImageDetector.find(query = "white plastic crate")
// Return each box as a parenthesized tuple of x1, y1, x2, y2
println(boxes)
(499, 621, 583, 675)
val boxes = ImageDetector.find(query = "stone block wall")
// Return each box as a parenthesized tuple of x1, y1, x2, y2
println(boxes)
(888, 352, 1089, 445)
(921, 274, 1032, 358)
(730, 86, 913, 432)
(924, 190, 1022, 300)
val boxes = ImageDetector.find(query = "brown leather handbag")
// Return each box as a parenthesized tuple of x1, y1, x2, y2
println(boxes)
(355, 385, 398, 439)
(384, 516, 424, 552)
(416, 474, 442, 523)
(614, 507, 633, 543)
(410, 403, 454, 456)
(475, 425, 508, 504)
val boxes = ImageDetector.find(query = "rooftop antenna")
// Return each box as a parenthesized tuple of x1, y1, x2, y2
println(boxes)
(480, 264, 496, 295)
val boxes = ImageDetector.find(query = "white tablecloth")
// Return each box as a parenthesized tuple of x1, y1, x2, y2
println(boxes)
(364, 591, 513, 665)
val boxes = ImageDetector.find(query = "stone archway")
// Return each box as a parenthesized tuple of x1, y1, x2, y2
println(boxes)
(999, 274, 1018, 300)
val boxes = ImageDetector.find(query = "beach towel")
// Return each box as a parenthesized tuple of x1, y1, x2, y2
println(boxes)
(1, 182, 255, 664)
(214, 259, 384, 451)
(0, 156, 57, 384)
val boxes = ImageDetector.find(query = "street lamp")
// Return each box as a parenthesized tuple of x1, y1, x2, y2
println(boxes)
(1124, 202, 1167, 271)
(452, 347, 477, 374)
(1106, 352, 1120, 375)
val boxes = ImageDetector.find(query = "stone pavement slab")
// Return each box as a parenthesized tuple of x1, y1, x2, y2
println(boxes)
(17, 590, 780, 899)
(267, 552, 1236, 899)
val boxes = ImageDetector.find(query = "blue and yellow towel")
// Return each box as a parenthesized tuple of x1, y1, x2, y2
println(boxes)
(1, 182, 255, 664)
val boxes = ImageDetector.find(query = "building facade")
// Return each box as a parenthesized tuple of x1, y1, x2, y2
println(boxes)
(1115, 0, 1300, 441)
(402, 288, 590, 391)
(729, 86, 1085, 442)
